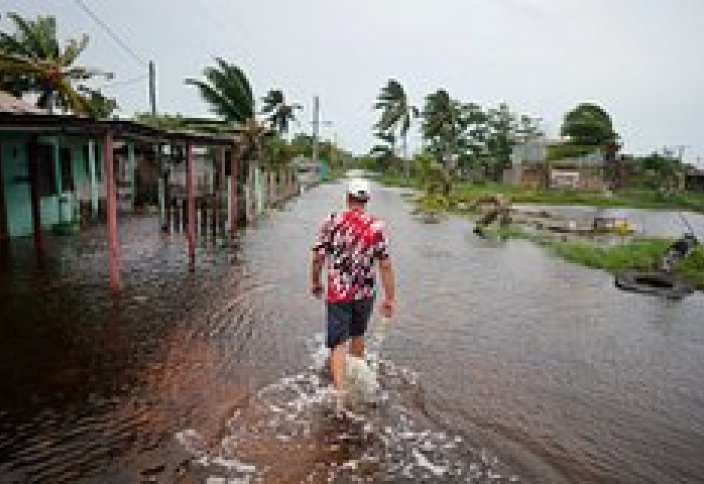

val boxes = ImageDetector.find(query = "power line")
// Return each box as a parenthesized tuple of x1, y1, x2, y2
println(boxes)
(73, 0, 148, 67)
(97, 73, 149, 90)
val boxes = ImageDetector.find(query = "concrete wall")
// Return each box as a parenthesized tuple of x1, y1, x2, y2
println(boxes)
(0, 133, 100, 237)
(1, 135, 32, 237)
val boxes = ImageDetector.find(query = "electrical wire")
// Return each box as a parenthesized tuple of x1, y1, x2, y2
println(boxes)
(73, 0, 148, 67)
(97, 73, 149, 90)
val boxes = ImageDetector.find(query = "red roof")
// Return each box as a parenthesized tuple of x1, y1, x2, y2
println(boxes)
(0, 91, 49, 115)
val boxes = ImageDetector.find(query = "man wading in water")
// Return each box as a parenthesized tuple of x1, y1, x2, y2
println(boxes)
(311, 178, 396, 398)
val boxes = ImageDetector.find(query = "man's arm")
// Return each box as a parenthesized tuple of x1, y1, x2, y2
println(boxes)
(379, 257, 396, 317)
(311, 252, 325, 298)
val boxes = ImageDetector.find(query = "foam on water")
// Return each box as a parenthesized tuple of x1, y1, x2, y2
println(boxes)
(176, 333, 519, 482)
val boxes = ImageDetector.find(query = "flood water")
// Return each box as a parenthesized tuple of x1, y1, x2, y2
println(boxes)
(1, 182, 704, 483)
(514, 204, 704, 238)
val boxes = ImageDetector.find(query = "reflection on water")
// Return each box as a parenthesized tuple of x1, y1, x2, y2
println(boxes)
(515, 204, 704, 237)
(1, 183, 704, 483)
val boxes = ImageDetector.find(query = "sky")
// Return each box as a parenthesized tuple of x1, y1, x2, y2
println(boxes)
(1, 0, 703, 164)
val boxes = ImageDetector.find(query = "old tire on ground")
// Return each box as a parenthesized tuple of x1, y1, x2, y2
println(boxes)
(615, 271, 694, 300)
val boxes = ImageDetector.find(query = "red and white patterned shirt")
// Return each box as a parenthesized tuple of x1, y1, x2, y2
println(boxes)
(313, 209, 390, 303)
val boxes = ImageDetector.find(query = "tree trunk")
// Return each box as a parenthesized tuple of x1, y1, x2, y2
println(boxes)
(403, 133, 410, 179)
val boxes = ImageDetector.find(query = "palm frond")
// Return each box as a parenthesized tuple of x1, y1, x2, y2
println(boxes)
(59, 34, 89, 66)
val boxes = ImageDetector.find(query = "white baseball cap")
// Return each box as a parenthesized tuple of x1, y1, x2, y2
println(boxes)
(346, 177, 371, 200)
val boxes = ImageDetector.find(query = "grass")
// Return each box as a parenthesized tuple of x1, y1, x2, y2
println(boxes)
(321, 166, 347, 183)
(379, 176, 704, 213)
(487, 226, 704, 290)
(379, 173, 704, 289)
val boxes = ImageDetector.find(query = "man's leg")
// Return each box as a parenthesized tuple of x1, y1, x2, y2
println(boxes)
(327, 302, 352, 391)
(330, 344, 347, 390)
(349, 297, 374, 358)
(349, 336, 365, 358)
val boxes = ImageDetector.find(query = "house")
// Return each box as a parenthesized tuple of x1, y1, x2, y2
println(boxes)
(0, 92, 241, 291)
(504, 137, 609, 191)
(684, 166, 704, 193)
(0, 91, 302, 289)
(292, 155, 328, 190)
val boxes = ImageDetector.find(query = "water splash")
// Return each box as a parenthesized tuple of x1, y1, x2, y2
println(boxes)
(176, 333, 518, 482)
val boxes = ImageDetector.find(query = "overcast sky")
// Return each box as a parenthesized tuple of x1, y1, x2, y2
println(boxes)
(2, 0, 703, 163)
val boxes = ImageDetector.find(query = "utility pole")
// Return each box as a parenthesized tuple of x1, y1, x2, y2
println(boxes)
(312, 96, 320, 165)
(149, 60, 157, 116)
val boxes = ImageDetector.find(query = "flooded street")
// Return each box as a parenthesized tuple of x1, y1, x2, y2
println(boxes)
(1, 181, 704, 483)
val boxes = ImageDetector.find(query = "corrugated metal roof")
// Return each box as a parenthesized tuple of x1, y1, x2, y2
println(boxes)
(0, 91, 49, 115)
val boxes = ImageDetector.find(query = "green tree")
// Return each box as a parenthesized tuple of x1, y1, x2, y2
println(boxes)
(374, 79, 418, 177)
(484, 103, 518, 180)
(420, 89, 465, 168)
(185, 57, 255, 124)
(289, 133, 315, 157)
(78, 86, 118, 119)
(261, 89, 301, 135)
(560, 103, 617, 146)
(369, 131, 399, 173)
(0, 12, 112, 114)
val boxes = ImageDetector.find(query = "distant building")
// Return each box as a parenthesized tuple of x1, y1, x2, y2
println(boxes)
(292, 155, 328, 189)
(684, 166, 704, 193)
(504, 137, 609, 191)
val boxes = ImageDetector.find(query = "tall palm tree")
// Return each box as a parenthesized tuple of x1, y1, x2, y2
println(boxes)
(261, 89, 301, 135)
(185, 57, 255, 125)
(0, 12, 112, 114)
(374, 79, 418, 177)
(421, 89, 465, 168)
(186, 59, 270, 216)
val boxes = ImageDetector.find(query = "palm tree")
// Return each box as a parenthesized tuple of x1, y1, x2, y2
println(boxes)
(421, 89, 464, 168)
(369, 131, 398, 172)
(0, 12, 112, 114)
(78, 86, 118, 119)
(186, 59, 270, 216)
(261, 89, 301, 135)
(374, 79, 418, 177)
(185, 57, 255, 125)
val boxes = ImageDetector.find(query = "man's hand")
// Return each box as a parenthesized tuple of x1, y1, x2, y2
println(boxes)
(381, 298, 396, 318)
(311, 282, 324, 299)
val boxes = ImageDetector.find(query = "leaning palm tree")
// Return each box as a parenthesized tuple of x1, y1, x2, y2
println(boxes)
(261, 89, 302, 135)
(186, 59, 270, 216)
(0, 12, 112, 114)
(185, 57, 255, 125)
(374, 79, 418, 177)
(421, 89, 464, 168)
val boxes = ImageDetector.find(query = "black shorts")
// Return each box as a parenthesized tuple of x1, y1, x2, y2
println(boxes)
(326, 297, 374, 349)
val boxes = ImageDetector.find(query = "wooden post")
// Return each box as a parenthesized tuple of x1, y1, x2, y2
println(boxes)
(88, 140, 99, 218)
(186, 143, 195, 266)
(27, 137, 43, 250)
(214, 147, 224, 238)
(0, 140, 7, 242)
(172, 199, 179, 233)
(230, 145, 238, 239)
(127, 142, 135, 211)
(103, 130, 122, 291)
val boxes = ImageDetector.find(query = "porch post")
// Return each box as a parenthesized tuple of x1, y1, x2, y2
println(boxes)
(157, 144, 166, 231)
(230, 144, 238, 239)
(0, 140, 7, 242)
(53, 139, 63, 223)
(88, 140, 99, 218)
(215, 146, 225, 237)
(103, 130, 122, 291)
(186, 143, 195, 265)
(127, 142, 135, 211)
(28, 137, 43, 250)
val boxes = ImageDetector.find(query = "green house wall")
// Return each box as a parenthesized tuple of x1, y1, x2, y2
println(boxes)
(0, 133, 95, 237)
